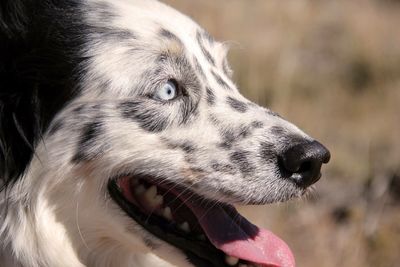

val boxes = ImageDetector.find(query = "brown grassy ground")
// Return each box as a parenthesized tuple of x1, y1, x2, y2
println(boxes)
(164, 1, 400, 266)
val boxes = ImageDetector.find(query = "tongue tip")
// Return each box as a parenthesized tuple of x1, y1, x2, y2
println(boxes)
(219, 229, 296, 267)
(259, 229, 296, 267)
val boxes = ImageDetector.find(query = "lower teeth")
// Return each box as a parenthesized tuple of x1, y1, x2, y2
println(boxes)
(162, 207, 173, 220)
(179, 221, 190, 233)
(225, 255, 239, 266)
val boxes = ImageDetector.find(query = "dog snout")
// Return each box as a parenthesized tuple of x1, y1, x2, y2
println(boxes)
(279, 140, 330, 187)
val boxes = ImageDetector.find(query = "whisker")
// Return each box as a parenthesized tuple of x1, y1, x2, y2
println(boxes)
(76, 190, 90, 250)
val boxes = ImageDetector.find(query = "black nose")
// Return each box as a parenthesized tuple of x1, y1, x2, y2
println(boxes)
(279, 140, 330, 187)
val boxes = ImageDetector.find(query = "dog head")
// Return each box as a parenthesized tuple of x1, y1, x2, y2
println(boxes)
(0, 1, 330, 267)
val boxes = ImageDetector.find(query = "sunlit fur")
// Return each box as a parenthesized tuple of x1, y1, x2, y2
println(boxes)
(0, 0, 315, 266)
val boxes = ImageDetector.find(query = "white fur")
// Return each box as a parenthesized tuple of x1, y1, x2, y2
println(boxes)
(0, 1, 312, 266)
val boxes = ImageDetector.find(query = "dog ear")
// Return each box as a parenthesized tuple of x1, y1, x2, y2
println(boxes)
(0, 0, 34, 188)
(0, 0, 78, 188)
(0, 0, 86, 189)
(0, 0, 31, 40)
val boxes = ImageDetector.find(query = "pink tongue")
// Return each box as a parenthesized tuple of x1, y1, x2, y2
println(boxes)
(186, 201, 295, 267)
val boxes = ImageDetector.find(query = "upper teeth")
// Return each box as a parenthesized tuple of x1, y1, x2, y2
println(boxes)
(144, 185, 157, 199)
(134, 185, 146, 196)
(130, 180, 199, 238)
(142, 185, 163, 206)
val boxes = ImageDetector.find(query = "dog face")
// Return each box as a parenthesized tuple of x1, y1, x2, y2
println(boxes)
(0, 1, 330, 267)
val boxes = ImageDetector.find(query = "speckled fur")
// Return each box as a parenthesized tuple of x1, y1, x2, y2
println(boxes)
(0, 1, 315, 266)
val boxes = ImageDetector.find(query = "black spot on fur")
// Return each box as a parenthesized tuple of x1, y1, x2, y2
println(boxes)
(218, 141, 232, 150)
(170, 55, 202, 125)
(159, 28, 182, 44)
(208, 114, 220, 127)
(179, 98, 199, 126)
(184, 155, 196, 164)
(222, 129, 236, 142)
(251, 121, 264, 129)
(72, 104, 85, 114)
(226, 97, 248, 113)
(222, 58, 231, 77)
(219, 128, 236, 150)
(143, 237, 159, 250)
(211, 70, 231, 90)
(281, 135, 309, 151)
(180, 142, 196, 154)
(259, 142, 276, 162)
(219, 125, 252, 150)
(201, 30, 215, 44)
(80, 122, 101, 147)
(48, 119, 63, 136)
(237, 125, 252, 139)
(119, 100, 169, 132)
(264, 108, 280, 117)
(95, 78, 112, 95)
(270, 126, 286, 136)
(211, 162, 236, 174)
(230, 150, 254, 175)
(206, 87, 216, 106)
(88, 25, 136, 42)
(72, 120, 103, 163)
(197, 31, 215, 66)
(164, 138, 197, 154)
(91, 103, 103, 111)
(193, 56, 206, 80)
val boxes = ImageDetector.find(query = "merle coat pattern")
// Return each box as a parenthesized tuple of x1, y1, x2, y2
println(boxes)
(0, 1, 330, 267)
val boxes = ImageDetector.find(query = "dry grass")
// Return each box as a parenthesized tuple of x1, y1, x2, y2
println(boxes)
(164, 1, 400, 266)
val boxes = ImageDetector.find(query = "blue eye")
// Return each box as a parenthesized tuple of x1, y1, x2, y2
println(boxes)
(155, 80, 178, 101)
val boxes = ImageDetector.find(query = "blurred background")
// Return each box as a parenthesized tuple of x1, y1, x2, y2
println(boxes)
(164, 1, 400, 266)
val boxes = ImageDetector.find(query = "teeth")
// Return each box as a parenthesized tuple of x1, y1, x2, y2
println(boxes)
(134, 185, 146, 196)
(142, 186, 164, 209)
(144, 185, 157, 199)
(162, 207, 173, 220)
(153, 194, 163, 206)
(179, 221, 190, 233)
(225, 255, 239, 266)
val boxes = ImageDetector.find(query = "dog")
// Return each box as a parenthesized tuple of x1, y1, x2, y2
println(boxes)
(0, 0, 330, 266)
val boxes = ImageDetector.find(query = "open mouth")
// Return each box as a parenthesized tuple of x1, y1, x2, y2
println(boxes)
(108, 175, 295, 267)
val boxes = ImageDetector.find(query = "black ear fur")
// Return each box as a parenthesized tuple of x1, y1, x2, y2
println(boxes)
(1, 0, 33, 188)
(0, 0, 85, 190)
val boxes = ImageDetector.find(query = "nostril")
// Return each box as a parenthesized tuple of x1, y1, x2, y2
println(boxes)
(298, 161, 312, 173)
(279, 140, 330, 187)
